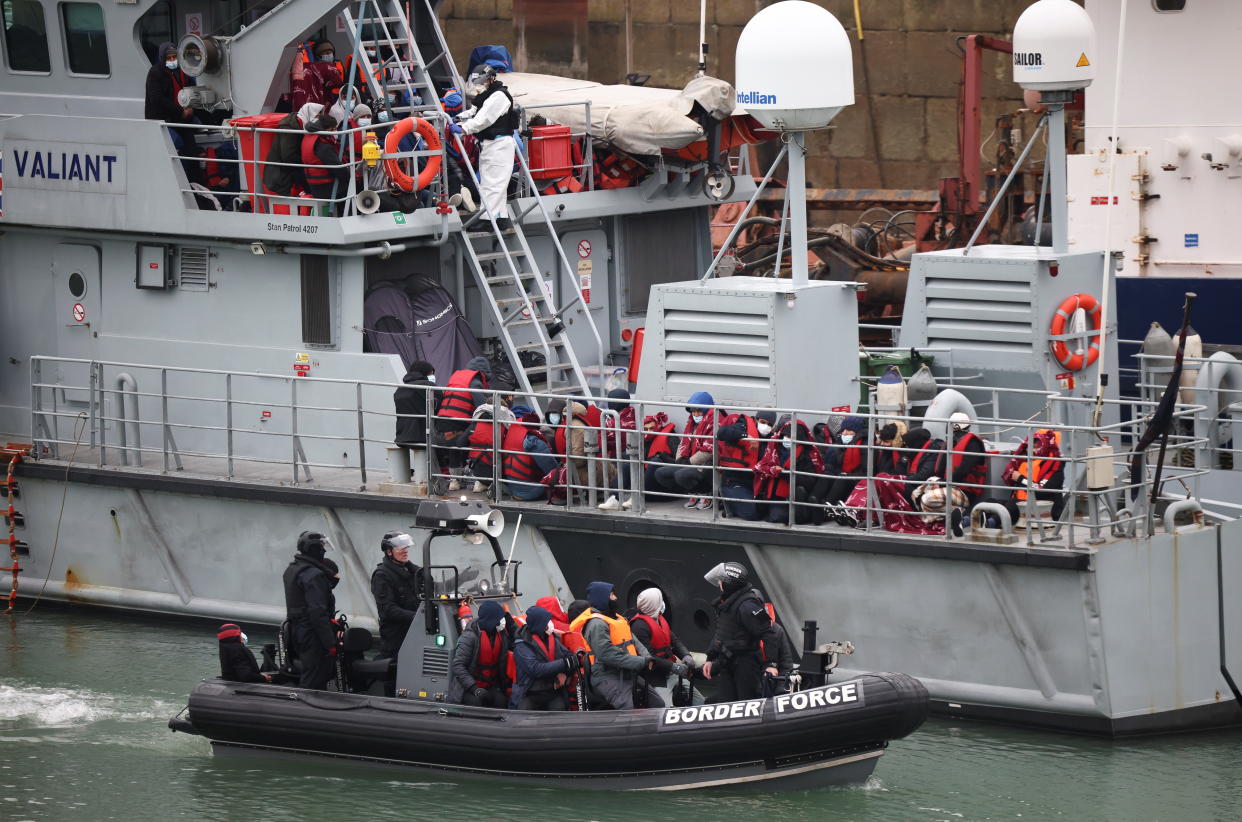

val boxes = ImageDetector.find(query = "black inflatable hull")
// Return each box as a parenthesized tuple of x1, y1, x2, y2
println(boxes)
(177, 672, 928, 791)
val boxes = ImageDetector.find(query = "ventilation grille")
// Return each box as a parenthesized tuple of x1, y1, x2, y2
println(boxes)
(924, 276, 1034, 355)
(421, 647, 449, 677)
(661, 307, 772, 394)
(178, 247, 209, 291)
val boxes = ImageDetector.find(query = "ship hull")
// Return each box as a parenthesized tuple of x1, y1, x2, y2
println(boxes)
(9, 462, 1242, 737)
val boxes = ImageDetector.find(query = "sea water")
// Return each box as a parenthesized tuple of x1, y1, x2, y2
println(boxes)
(2, 606, 1240, 821)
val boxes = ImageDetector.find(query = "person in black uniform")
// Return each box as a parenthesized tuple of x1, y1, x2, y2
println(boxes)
(217, 623, 270, 683)
(701, 561, 771, 702)
(370, 531, 424, 658)
(282, 531, 340, 690)
(393, 361, 435, 447)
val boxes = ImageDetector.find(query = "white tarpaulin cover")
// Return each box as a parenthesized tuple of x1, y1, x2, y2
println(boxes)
(501, 73, 739, 155)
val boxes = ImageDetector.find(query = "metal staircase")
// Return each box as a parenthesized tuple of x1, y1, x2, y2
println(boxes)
(342, 0, 601, 404)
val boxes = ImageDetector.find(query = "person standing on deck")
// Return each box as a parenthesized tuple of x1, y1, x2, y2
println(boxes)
(370, 532, 424, 658)
(701, 562, 769, 702)
(449, 65, 518, 230)
(282, 531, 339, 690)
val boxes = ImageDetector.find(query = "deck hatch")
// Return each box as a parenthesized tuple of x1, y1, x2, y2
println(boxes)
(177, 247, 209, 291)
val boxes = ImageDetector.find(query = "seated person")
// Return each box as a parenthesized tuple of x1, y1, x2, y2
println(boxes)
(981, 428, 1067, 527)
(535, 595, 572, 633)
(822, 416, 869, 505)
(754, 420, 827, 525)
(640, 411, 679, 500)
(652, 392, 721, 510)
(873, 422, 907, 475)
(628, 588, 695, 677)
(217, 623, 271, 683)
(509, 605, 579, 711)
(759, 609, 795, 697)
(448, 600, 511, 707)
(502, 409, 558, 501)
(568, 581, 685, 710)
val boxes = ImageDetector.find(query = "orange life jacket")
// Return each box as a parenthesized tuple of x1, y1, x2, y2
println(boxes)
(1013, 459, 1059, 501)
(502, 424, 540, 484)
(630, 613, 675, 661)
(437, 369, 484, 421)
(568, 609, 638, 666)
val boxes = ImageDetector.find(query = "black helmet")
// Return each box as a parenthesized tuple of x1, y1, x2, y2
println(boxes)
(704, 561, 748, 588)
(297, 530, 329, 557)
(381, 531, 414, 555)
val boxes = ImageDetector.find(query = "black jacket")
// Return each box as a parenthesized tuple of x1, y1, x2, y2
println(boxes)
(394, 369, 434, 446)
(708, 585, 769, 661)
(144, 44, 193, 123)
(471, 82, 519, 140)
(760, 622, 795, 677)
(370, 556, 423, 654)
(448, 620, 512, 703)
(629, 612, 691, 661)
(263, 111, 305, 196)
(282, 555, 336, 651)
(218, 638, 265, 683)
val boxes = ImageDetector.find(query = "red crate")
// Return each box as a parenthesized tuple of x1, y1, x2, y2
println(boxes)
(231, 113, 288, 213)
(529, 124, 573, 180)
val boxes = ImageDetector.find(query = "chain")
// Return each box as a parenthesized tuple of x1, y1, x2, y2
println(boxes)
(4, 450, 24, 613)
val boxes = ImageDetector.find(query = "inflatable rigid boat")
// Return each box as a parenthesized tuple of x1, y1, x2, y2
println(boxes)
(169, 502, 928, 790)
(173, 671, 927, 790)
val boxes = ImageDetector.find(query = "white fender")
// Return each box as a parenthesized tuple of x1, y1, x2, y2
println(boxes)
(1192, 351, 1242, 465)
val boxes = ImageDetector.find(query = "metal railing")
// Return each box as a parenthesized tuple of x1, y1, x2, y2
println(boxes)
(27, 356, 1216, 551)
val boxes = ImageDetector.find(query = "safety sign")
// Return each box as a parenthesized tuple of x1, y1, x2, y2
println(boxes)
(71, 302, 86, 323)
(577, 239, 592, 258)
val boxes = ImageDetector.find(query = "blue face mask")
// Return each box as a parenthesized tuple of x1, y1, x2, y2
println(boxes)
(319, 52, 335, 62)
(165, 59, 178, 70)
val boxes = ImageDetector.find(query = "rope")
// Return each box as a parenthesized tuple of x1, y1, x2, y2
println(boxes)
(4, 449, 26, 614)
(22, 413, 88, 616)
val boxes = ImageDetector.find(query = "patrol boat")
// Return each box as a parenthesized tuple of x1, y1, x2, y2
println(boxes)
(169, 500, 929, 791)
(3, 0, 1242, 739)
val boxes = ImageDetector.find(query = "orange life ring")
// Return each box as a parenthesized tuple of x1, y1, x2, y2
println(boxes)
(1049, 293, 1103, 371)
(383, 117, 443, 193)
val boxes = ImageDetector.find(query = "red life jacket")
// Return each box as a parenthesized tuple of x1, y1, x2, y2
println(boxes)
(474, 629, 504, 689)
(300, 134, 335, 186)
(531, 633, 557, 662)
(949, 432, 988, 494)
(437, 369, 484, 421)
(645, 422, 676, 460)
(908, 440, 936, 476)
(502, 424, 540, 483)
(841, 441, 864, 474)
(553, 425, 567, 456)
(467, 419, 496, 466)
(630, 613, 676, 660)
(717, 414, 760, 472)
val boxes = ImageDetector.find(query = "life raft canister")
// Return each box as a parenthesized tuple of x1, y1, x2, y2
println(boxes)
(384, 117, 443, 192)
(1049, 293, 1102, 372)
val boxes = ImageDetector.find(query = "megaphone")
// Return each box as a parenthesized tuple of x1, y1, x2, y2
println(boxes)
(355, 189, 381, 214)
(465, 508, 505, 537)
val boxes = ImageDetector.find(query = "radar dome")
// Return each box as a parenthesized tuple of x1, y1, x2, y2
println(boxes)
(1012, 0, 1096, 92)
(735, 1, 854, 131)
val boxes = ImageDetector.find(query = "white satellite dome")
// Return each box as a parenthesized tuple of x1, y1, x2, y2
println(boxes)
(735, 0, 854, 131)
(1012, 0, 1096, 92)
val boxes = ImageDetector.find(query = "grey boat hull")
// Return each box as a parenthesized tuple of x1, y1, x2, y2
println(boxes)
(9, 461, 1242, 736)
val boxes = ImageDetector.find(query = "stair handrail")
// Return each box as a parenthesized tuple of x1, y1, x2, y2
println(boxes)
(420, 0, 468, 94)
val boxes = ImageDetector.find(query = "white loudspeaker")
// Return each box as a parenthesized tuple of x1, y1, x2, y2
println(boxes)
(355, 189, 381, 214)
(464, 509, 504, 537)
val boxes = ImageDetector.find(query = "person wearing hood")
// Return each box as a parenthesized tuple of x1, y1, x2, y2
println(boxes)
(535, 595, 572, 633)
(449, 599, 512, 707)
(713, 408, 773, 521)
(544, 398, 569, 456)
(754, 419, 827, 525)
(301, 111, 351, 215)
(640, 411, 679, 500)
(822, 416, 871, 506)
(370, 532, 424, 658)
(433, 356, 493, 492)
(465, 402, 514, 492)
(568, 581, 686, 709)
(440, 88, 481, 213)
(509, 606, 579, 710)
(597, 388, 637, 511)
(502, 409, 558, 501)
(628, 588, 695, 676)
(873, 422, 906, 475)
(291, 39, 343, 113)
(282, 531, 340, 690)
(145, 42, 204, 179)
(218, 623, 271, 683)
(262, 102, 322, 197)
(393, 360, 435, 447)
(653, 391, 721, 509)
(565, 401, 615, 503)
(701, 562, 770, 701)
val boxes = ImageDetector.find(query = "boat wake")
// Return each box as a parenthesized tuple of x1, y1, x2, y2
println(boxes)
(0, 683, 175, 727)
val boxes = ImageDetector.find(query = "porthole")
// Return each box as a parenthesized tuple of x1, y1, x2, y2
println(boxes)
(68, 271, 87, 297)
(1153, 0, 1186, 11)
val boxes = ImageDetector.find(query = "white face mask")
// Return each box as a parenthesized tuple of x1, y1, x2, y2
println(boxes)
(357, 117, 372, 127)
(545, 622, 554, 636)
(365, 49, 377, 61)
(165, 59, 178, 70)
(756, 422, 772, 436)
(240, 632, 249, 645)
(840, 433, 855, 444)
(781, 438, 792, 450)
(425, 374, 435, 384)
(496, 617, 506, 631)
(547, 413, 561, 426)
(319, 52, 335, 62)
(691, 414, 704, 425)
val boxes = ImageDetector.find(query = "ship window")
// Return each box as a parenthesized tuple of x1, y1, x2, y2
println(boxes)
(1153, 0, 1186, 10)
(136, 1, 173, 67)
(301, 256, 334, 346)
(3, 0, 51, 73)
(68, 271, 86, 298)
(60, 2, 107, 75)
